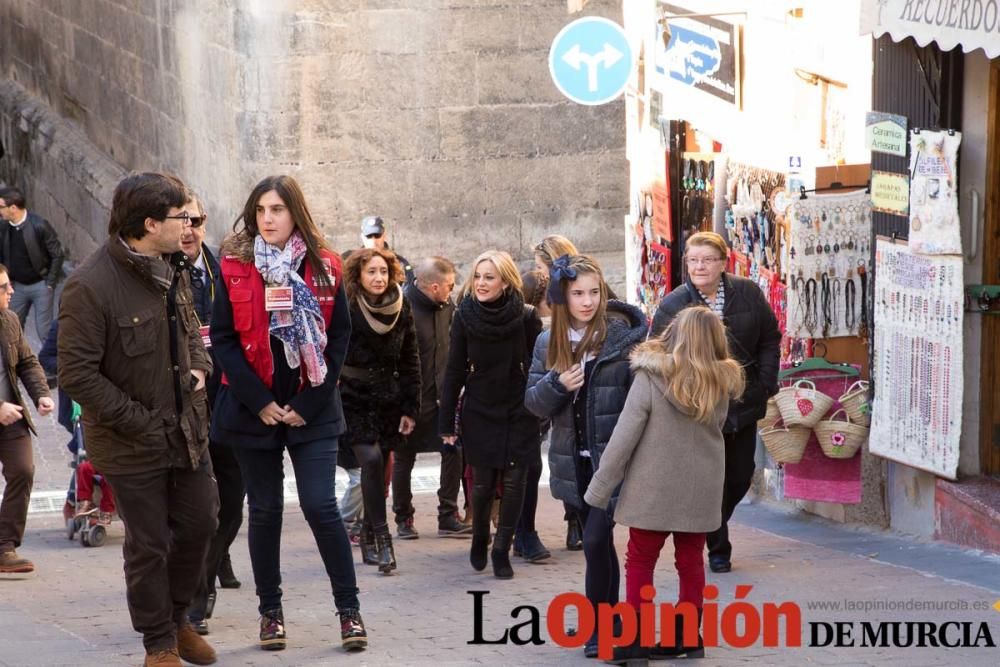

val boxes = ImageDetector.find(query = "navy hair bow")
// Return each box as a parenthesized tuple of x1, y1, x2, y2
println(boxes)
(547, 254, 577, 305)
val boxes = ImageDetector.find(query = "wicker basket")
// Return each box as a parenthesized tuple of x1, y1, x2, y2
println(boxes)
(838, 380, 871, 427)
(760, 423, 811, 464)
(775, 379, 834, 428)
(758, 397, 781, 431)
(813, 409, 868, 459)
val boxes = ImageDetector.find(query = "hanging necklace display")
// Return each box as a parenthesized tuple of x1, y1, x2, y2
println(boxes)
(870, 239, 963, 480)
(785, 189, 873, 338)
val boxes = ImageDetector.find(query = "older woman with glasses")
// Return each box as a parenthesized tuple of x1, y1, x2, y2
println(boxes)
(649, 231, 781, 574)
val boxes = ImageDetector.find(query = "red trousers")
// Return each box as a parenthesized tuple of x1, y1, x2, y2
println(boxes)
(77, 460, 116, 513)
(625, 527, 706, 610)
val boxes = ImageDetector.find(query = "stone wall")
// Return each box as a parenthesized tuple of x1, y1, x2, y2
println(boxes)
(0, 0, 627, 283)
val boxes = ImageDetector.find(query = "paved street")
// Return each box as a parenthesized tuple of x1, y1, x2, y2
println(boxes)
(2, 452, 999, 666)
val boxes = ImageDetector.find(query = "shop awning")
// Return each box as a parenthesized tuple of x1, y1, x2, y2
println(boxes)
(860, 0, 1000, 58)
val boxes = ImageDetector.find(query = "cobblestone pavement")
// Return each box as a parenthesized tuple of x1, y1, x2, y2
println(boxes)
(2, 477, 999, 666)
(4, 356, 1000, 666)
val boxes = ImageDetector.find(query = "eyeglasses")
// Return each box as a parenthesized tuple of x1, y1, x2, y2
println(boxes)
(685, 257, 724, 267)
(164, 214, 206, 228)
(365, 232, 383, 239)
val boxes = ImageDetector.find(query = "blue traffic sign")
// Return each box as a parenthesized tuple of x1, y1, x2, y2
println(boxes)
(549, 17, 633, 106)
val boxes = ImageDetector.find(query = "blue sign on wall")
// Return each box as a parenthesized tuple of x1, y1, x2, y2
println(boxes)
(549, 17, 633, 106)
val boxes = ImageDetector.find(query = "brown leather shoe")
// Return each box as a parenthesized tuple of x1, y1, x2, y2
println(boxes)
(143, 648, 182, 667)
(177, 624, 217, 665)
(0, 549, 34, 574)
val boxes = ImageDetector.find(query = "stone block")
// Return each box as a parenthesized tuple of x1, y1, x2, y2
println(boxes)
(363, 52, 477, 110)
(438, 106, 538, 159)
(536, 102, 625, 156)
(364, 108, 441, 161)
(396, 211, 521, 263)
(302, 52, 366, 111)
(480, 153, 599, 214)
(407, 158, 484, 219)
(289, 8, 365, 55)
(477, 51, 562, 105)
(596, 150, 628, 209)
(518, 206, 624, 257)
(440, 7, 521, 53)
(301, 110, 367, 163)
(362, 9, 438, 55)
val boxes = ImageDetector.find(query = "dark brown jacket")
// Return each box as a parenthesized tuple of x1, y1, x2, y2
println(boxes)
(58, 238, 212, 475)
(0, 309, 50, 434)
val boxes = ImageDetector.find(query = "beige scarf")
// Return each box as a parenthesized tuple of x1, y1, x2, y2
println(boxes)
(358, 284, 403, 334)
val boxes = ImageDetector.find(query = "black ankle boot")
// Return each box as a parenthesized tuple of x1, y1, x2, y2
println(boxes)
(491, 528, 515, 579)
(375, 527, 397, 575)
(470, 534, 489, 571)
(360, 522, 378, 566)
(566, 516, 583, 551)
(649, 610, 704, 660)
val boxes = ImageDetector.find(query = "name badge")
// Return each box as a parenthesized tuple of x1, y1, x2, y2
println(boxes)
(199, 325, 212, 349)
(265, 286, 294, 311)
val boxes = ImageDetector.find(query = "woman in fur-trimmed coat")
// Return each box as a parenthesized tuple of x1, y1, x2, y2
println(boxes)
(340, 248, 420, 575)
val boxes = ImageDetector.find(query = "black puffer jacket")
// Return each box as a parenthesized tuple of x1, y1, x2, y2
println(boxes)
(438, 291, 542, 469)
(339, 287, 421, 451)
(524, 300, 648, 510)
(650, 273, 781, 432)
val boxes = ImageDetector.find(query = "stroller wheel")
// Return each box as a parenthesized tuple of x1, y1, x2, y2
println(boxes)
(88, 525, 107, 548)
(80, 529, 90, 547)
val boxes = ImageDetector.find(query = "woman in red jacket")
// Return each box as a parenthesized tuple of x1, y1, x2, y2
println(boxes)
(209, 175, 366, 653)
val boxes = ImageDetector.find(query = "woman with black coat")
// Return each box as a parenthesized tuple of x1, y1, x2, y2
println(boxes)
(649, 231, 781, 574)
(439, 250, 542, 579)
(340, 248, 420, 575)
(524, 254, 647, 659)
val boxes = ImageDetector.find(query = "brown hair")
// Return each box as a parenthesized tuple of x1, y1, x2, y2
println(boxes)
(533, 234, 579, 269)
(108, 172, 187, 239)
(684, 231, 729, 260)
(546, 255, 608, 373)
(343, 248, 405, 302)
(521, 269, 550, 308)
(234, 175, 333, 288)
(640, 306, 744, 424)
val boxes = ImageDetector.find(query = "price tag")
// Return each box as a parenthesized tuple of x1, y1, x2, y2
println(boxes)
(199, 325, 211, 349)
(265, 286, 293, 311)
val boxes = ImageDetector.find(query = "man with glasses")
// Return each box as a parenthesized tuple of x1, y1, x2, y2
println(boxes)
(59, 173, 219, 667)
(180, 194, 246, 636)
(0, 188, 64, 348)
(0, 263, 54, 576)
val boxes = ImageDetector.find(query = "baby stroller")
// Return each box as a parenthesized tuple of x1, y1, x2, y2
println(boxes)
(63, 406, 116, 547)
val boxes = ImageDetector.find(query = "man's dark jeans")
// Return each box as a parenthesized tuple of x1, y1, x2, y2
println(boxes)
(233, 437, 360, 615)
(392, 409, 462, 524)
(104, 461, 219, 652)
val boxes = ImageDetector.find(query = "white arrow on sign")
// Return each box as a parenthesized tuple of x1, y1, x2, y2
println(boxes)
(562, 42, 625, 92)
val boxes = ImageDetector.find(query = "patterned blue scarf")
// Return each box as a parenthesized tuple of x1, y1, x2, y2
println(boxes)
(253, 232, 328, 385)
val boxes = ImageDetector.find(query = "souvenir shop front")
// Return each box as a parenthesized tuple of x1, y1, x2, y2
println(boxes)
(623, 0, 1000, 552)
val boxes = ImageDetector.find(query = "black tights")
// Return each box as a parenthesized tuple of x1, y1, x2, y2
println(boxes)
(471, 465, 528, 538)
(516, 455, 543, 536)
(352, 443, 388, 533)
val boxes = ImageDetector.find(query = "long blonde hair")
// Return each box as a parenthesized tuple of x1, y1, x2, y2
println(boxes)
(640, 306, 745, 424)
(459, 250, 523, 300)
(546, 256, 608, 372)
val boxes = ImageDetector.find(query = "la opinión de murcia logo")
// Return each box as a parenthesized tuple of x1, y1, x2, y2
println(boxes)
(468, 586, 997, 659)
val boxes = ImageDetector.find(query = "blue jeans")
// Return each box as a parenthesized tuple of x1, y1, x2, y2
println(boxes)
(10, 279, 53, 343)
(233, 438, 360, 615)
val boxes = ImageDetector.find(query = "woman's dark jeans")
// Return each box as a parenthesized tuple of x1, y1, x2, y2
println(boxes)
(234, 437, 360, 614)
